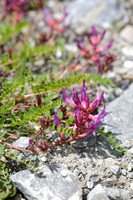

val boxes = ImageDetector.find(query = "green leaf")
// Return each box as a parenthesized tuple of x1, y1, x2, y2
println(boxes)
(10, 112, 17, 123)
(105, 131, 112, 138)
(44, 110, 51, 117)
(0, 20, 31, 45)
(0, 180, 5, 190)
(42, 93, 59, 103)
(114, 141, 121, 149)
(108, 136, 116, 144)
(20, 86, 26, 96)
(69, 114, 74, 122)
(57, 109, 63, 119)
(57, 124, 61, 132)
(117, 147, 126, 154)
(66, 119, 72, 124)
(0, 117, 6, 127)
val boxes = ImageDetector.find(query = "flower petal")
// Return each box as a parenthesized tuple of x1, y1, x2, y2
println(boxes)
(96, 105, 108, 123)
(85, 32, 93, 46)
(96, 39, 114, 53)
(91, 26, 98, 42)
(97, 30, 106, 45)
(89, 92, 104, 113)
(75, 38, 85, 51)
(81, 86, 87, 108)
(44, 9, 55, 27)
(72, 88, 81, 107)
(55, 6, 68, 24)
(62, 88, 70, 105)
(54, 114, 61, 128)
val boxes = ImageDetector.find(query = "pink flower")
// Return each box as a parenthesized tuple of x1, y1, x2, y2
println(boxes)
(85, 26, 114, 51)
(75, 38, 90, 58)
(63, 79, 105, 121)
(74, 105, 107, 138)
(54, 114, 64, 140)
(54, 114, 61, 128)
(72, 80, 104, 114)
(44, 7, 69, 34)
(5, 0, 32, 22)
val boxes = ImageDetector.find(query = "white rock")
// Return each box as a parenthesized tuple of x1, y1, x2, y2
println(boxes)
(34, 59, 45, 67)
(10, 165, 82, 200)
(130, 183, 133, 191)
(128, 163, 132, 172)
(60, 169, 68, 177)
(56, 48, 62, 58)
(123, 60, 133, 69)
(86, 182, 94, 189)
(128, 147, 133, 154)
(39, 155, 47, 162)
(121, 169, 127, 176)
(122, 46, 133, 57)
(65, 44, 78, 53)
(13, 137, 30, 149)
(87, 184, 109, 200)
(114, 88, 123, 97)
(120, 25, 133, 44)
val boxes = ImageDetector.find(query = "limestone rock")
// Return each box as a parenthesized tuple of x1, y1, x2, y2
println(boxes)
(87, 184, 109, 200)
(10, 164, 82, 200)
(120, 25, 133, 44)
(103, 83, 133, 144)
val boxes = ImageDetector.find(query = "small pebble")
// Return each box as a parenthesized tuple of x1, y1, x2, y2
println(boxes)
(60, 169, 68, 177)
(127, 172, 133, 179)
(114, 88, 123, 97)
(130, 183, 133, 191)
(128, 148, 133, 154)
(128, 163, 132, 172)
(73, 168, 82, 176)
(56, 48, 62, 58)
(34, 59, 45, 67)
(39, 156, 47, 162)
(122, 169, 127, 176)
(111, 165, 121, 175)
(91, 175, 100, 183)
(86, 181, 94, 189)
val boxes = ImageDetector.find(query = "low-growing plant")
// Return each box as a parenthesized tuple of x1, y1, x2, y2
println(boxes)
(74, 26, 116, 74)
(0, 1, 125, 198)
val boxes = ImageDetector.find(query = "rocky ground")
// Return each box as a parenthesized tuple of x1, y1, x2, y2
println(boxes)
(6, 0, 133, 199)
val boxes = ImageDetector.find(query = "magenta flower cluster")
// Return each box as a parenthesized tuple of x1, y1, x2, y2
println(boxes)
(54, 80, 107, 143)
(5, 0, 32, 22)
(44, 7, 68, 35)
(76, 26, 116, 74)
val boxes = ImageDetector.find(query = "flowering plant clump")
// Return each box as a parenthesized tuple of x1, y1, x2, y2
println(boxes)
(75, 26, 116, 74)
(28, 80, 107, 152)
(43, 7, 68, 38)
(1, 0, 44, 24)
(52, 80, 107, 144)
(5, 0, 32, 23)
